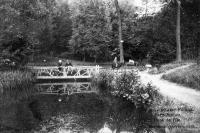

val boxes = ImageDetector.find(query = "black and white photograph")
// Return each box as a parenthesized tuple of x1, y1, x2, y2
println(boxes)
(0, 0, 200, 132)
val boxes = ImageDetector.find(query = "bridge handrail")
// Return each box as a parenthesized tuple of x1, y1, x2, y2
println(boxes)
(31, 65, 102, 69)
(32, 65, 102, 79)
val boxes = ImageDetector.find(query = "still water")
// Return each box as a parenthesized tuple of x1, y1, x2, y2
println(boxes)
(0, 82, 200, 133)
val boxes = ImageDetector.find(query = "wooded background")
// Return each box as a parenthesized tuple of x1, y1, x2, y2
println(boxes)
(0, 0, 199, 65)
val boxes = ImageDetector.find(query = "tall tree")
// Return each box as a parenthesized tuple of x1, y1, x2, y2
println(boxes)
(52, 3, 72, 54)
(176, 0, 181, 62)
(114, 0, 124, 63)
(0, 0, 50, 63)
(69, 0, 112, 62)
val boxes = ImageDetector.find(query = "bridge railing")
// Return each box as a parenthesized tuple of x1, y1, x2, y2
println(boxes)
(32, 65, 101, 79)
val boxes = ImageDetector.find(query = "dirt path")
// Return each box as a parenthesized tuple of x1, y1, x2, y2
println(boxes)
(139, 64, 200, 108)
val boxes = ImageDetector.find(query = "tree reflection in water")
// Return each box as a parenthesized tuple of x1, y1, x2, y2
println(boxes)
(1, 81, 200, 132)
(32, 92, 165, 133)
(0, 82, 166, 133)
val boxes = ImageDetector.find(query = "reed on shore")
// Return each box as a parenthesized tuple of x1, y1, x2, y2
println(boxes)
(0, 70, 36, 105)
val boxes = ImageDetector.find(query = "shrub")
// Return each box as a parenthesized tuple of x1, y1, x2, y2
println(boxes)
(94, 70, 160, 108)
(92, 70, 115, 92)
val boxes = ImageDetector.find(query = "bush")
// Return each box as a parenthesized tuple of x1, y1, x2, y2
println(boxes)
(162, 64, 200, 90)
(94, 70, 160, 108)
(92, 69, 115, 92)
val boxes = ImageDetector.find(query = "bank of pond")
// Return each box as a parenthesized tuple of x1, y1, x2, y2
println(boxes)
(0, 69, 200, 133)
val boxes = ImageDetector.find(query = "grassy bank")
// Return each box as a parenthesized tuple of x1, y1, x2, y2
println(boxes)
(0, 70, 36, 105)
(148, 61, 193, 74)
(162, 64, 200, 90)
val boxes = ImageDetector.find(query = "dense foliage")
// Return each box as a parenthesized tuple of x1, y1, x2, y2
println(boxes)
(148, 0, 200, 63)
(0, 0, 72, 65)
(94, 70, 160, 108)
(0, 0, 199, 65)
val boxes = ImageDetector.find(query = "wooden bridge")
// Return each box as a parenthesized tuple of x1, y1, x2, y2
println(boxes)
(31, 65, 139, 80)
(36, 82, 96, 95)
(32, 65, 100, 80)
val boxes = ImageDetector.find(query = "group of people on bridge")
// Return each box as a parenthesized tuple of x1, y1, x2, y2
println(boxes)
(57, 59, 73, 71)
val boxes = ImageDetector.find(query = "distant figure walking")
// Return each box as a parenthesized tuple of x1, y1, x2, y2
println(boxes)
(112, 57, 118, 69)
(58, 59, 63, 71)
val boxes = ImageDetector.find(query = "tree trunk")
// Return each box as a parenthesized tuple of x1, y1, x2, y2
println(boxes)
(198, 3, 200, 65)
(197, 33, 200, 65)
(176, 0, 182, 62)
(114, 0, 124, 63)
(145, 0, 148, 17)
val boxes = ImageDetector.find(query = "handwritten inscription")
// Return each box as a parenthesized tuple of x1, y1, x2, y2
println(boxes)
(151, 106, 200, 131)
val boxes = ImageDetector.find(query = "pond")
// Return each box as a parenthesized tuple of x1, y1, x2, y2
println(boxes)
(0, 81, 200, 133)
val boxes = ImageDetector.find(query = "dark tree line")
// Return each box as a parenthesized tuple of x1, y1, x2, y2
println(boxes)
(0, 0, 199, 65)
(0, 0, 72, 64)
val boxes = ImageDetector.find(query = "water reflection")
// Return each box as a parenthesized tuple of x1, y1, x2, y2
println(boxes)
(31, 82, 164, 133)
(36, 82, 96, 96)
(1, 82, 199, 133)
